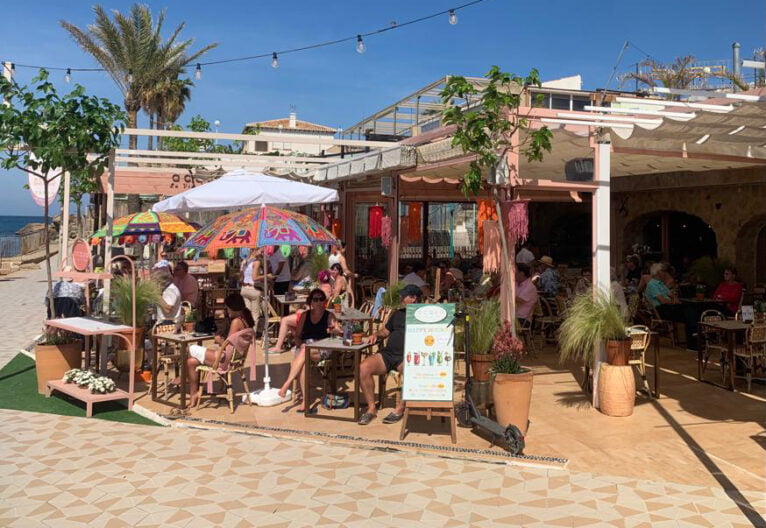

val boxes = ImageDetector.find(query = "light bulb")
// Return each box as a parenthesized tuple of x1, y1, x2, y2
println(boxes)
(65, 68, 71, 83)
(448, 9, 458, 25)
(271, 52, 279, 69)
(127, 69, 134, 83)
(195, 63, 201, 80)
(356, 35, 365, 54)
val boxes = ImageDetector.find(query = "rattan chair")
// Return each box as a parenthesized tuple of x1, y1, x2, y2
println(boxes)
(732, 324, 766, 392)
(627, 325, 652, 397)
(195, 328, 255, 413)
(699, 309, 727, 381)
(152, 322, 181, 398)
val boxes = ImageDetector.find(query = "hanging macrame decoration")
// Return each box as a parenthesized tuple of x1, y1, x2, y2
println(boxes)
(501, 199, 530, 243)
(476, 199, 498, 252)
(322, 208, 332, 229)
(380, 216, 392, 247)
(482, 220, 501, 273)
(368, 206, 384, 238)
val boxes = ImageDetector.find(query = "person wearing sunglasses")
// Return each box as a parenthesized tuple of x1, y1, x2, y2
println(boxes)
(277, 288, 338, 411)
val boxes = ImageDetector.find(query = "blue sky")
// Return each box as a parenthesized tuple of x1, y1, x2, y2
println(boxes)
(1, 0, 764, 215)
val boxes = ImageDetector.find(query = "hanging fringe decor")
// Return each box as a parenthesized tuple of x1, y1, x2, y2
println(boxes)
(501, 199, 530, 243)
(476, 199, 498, 252)
(483, 220, 501, 273)
(380, 216, 392, 247)
(331, 219, 342, 239)
(408, 203, 422, 242)
(368, 206, 384, 238)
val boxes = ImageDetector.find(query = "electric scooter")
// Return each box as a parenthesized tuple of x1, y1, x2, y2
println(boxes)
(453, 311, 526, 455)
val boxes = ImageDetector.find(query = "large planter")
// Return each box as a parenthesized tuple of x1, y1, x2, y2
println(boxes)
(470, 353, 494, 382)
(492, 370, 533, 436)
(114, 327, 144, 372)
(598, 364, 635, 417)
(35, 342, 82, 394)
(606, 339, 631, 366)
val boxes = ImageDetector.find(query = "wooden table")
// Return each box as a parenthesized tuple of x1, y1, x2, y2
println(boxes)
(151, 332, 215, 409)
(273, 294, 308, 316)
(303, 337, 375, 421)
(333, 307, 374, 322)
(699, 319, 750, 391)
(44, 317, 137, 415)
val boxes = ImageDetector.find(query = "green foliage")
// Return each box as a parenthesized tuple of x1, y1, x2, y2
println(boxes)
(351, 323, 363, 333)
(38, 329, 78, 346)
(440, 65, 552, 195)
(184, 307, 197, 323)
(468, 299, 500, 354)
(161, 114, 237, 153)
(332, 294, 344, 305)
(688, 256, 734, 288)
(110, 276, 162, 326)
(382, 281, 405, 308)
(558, 290, 627, 364)
(308, 251, 329, 281)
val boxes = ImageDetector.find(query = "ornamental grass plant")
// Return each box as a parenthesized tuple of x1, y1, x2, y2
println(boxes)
(468, 298, 500, 354)
(110, 276, 161, 327)
(558, 289, 627, 364)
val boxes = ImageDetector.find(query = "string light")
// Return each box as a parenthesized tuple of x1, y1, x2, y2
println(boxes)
(2, 0, 484, 75)
(65, 68, 71, 83)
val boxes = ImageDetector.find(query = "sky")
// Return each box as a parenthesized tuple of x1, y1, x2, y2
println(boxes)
(1, 0, 764, 216)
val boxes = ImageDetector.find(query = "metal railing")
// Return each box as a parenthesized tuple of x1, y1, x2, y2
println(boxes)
(0, 236, 21, 258)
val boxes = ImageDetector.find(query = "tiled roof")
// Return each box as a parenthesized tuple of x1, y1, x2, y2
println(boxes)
(244, 118, 336, 133)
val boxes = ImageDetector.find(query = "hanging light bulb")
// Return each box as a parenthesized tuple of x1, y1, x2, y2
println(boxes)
(195, 63, 201, 80)
(356, 35, 365, 54)
(127, 69, 134, 83)
(271, 52, 279, 69)
(448, 9, 458, 25)
(65, 68, 71, 83)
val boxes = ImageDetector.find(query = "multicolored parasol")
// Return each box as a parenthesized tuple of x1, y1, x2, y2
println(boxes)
(182, 205, 338, 255)
(90, 211, 199, 244)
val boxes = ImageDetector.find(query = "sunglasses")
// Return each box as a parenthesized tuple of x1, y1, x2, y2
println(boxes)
(311, 297, 326, 302)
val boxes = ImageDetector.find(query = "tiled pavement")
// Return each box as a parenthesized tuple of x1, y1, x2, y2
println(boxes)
(0, 264, 49, 365)
(1, 409, 764, 527)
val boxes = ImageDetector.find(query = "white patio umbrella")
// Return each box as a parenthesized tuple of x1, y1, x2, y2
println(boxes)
(152, 168, 338, 213)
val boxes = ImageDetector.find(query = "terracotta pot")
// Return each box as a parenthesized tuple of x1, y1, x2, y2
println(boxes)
(184, 322, 195, 333)
(470, 353, 494, 382)
(35, 342, 82, 394)
(492, 370, 533, 436)
(140, 370, 152, 383)
(333, 303, 342, 313)
(114, 327, 145, 372)
(695, 292, 705, 301)
(606, 339, 631, 366)
(598, 364, 635, 417)
(351, 333, 364, 345)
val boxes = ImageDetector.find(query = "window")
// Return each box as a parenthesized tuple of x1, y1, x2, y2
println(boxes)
(254, 141, 268, 152)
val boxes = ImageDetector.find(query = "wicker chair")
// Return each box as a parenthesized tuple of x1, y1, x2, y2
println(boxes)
(152, 322, 181, 398)
(627, 325, 652, 397)
(732, 324, 766, 392)
(699, 309, 727, 381)
(195, 328, 255, 413)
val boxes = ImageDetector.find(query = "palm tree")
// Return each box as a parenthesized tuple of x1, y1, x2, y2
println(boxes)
(61, 4, 217, 149)
(622, 56, 707, 98)
(142, 77, 192, 150)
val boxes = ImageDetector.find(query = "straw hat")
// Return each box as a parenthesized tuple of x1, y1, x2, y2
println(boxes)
(539, 256, 554, 268)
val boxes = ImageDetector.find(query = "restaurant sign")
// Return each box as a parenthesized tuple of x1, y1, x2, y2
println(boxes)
(402, 303, 456, 402)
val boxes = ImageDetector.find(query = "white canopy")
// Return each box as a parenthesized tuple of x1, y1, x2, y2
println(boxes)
(152, 169, 338, 212)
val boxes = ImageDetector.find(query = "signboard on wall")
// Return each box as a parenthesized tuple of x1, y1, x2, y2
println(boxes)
(402, 303, 455, 402)
(99, 170, 204, 196)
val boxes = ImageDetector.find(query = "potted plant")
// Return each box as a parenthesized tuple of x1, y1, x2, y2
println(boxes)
(467, 299, 500, 382)
(351, 323, 364, 345)
(35, 328, 82, 394)
(184, 307, 197, 333)
(695, 283, 707, 301)
(110, 275, 161, 372)
(332, 294, 343, 313)
(559, 290, 630, 367)
(489, 321, 532, 435)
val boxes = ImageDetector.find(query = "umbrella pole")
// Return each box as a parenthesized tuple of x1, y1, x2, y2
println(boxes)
(262, 250, 271, 390)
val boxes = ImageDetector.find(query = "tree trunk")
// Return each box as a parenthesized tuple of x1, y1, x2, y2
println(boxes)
(43, 178, 55, 319)
(76, 202, 83, 238)
(128, 109, 138, 150)
(157, 113, 164, 150)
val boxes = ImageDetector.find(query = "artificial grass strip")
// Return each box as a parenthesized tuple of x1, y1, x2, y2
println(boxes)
(0, 353, 159, 426)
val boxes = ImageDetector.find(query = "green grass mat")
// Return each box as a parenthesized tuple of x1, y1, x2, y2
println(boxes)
(0, 353, 159, 425)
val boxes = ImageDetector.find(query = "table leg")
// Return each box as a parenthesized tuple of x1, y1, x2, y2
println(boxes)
(653, 332, 660, 398)
(727, 331, 735, 391)
(151, 335, 158, 402)
(84, 335, 90, 370)
(180, 342, 188, 410)
(354, 351, 361, 422)
(304, 346, 311, 418)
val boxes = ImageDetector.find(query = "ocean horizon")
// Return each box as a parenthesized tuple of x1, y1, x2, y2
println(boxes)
(0, 215, 46, 238)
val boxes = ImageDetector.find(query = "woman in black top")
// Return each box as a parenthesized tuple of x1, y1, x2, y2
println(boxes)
(277, 288, 337, 411)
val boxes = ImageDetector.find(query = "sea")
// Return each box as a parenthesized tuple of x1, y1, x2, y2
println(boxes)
(0, 215, 45, 257)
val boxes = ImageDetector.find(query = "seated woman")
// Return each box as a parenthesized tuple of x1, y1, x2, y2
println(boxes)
(329, 263, 348, 303)
(269, 270, 333, 353)
(182, 293, 255, 409)
(574, 268, 592, 296)
(277, 288, 338, 412)
(712, 267, 744, 316)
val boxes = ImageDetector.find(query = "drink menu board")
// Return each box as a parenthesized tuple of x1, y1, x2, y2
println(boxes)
(402, 303, 456, 402)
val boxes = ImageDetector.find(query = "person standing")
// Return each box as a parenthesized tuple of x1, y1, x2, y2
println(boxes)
(269, 246, 291, 295)
(240, 248, 266, 332)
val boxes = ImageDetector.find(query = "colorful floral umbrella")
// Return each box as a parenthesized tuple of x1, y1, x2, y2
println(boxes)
(182, 205, 338, 255)
(90, 211, 199, 243)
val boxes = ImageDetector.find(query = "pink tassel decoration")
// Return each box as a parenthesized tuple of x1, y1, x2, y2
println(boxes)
(380, 216, 392, 248)
(482, 220, 501, 273)
(501, 200, 529, 243)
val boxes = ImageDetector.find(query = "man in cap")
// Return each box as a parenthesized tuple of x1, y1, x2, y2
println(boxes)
(538, 255, 559, 297)
(357, 284, 422, 426)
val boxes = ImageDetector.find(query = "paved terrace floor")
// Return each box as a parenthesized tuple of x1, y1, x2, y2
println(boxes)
(1, 266, 765, 526)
